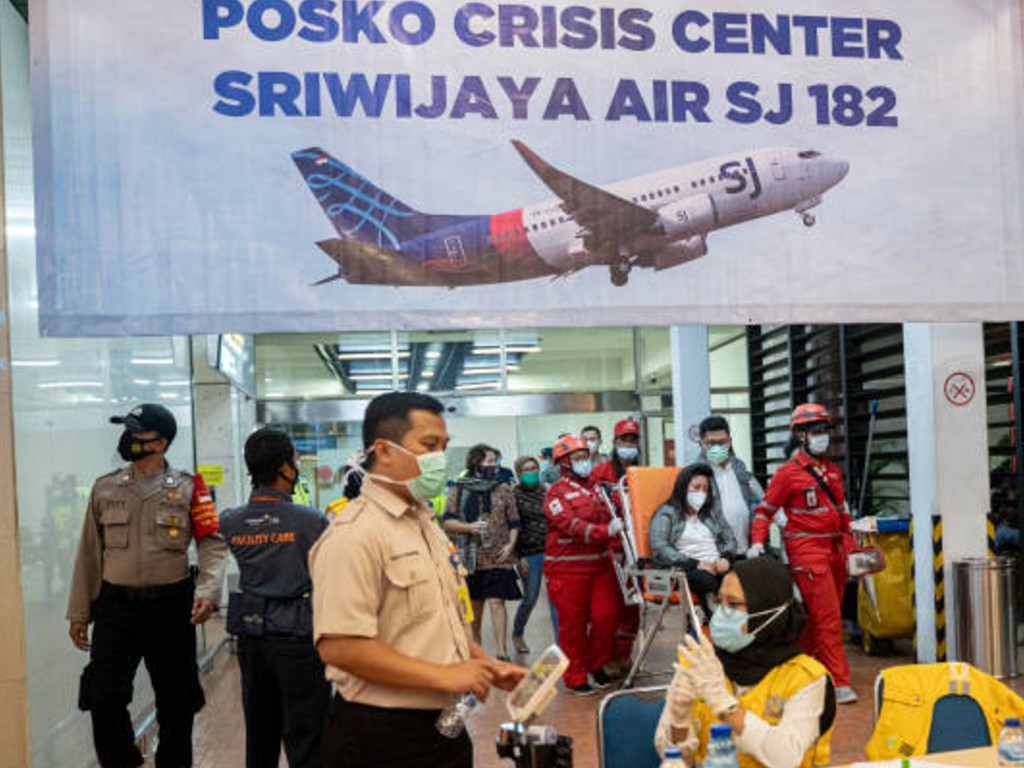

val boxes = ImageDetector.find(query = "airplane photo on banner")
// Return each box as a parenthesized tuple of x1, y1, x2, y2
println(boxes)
(292, 141, 849, 288)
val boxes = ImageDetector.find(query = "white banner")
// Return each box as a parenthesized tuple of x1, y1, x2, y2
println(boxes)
(30, 0, 1024, 335)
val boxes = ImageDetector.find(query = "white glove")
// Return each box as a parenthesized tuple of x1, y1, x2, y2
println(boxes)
(608, 518, 625, 536)
(746, 543, 765, 558)
(667, 662, 696, 727)
(677, 634, 738, 717)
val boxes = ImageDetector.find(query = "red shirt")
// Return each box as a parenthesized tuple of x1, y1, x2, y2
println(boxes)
(750, 452, 853, 562)
(543, 469, 616, 575)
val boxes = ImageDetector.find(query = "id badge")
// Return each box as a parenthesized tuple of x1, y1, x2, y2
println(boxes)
(456, 583, 474, 624)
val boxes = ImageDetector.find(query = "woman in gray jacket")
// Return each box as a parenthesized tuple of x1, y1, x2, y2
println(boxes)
(648, 464, 739, 616)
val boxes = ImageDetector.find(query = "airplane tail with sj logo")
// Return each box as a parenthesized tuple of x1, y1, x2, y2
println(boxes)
(292, 141, 849, 288)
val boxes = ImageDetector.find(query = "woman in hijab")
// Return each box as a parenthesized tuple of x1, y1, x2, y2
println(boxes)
(654, 557, 837, 768)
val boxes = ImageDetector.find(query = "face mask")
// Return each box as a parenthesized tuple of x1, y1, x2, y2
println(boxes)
(705, 444, 730, 465)
(710, 601, 790, 653)
(519, 472, 540, 488)
(369, 442, 450, 501)
(686, 490, 707, 511)
(587, 440, 600, 454)
(616, 446, 639, 462)
(279, 462, 299, 493)
(539, 460, 551, 471)
(117, 430, 160, 462)
(807, 434, 830, 456)
(571, 458, 593, 478)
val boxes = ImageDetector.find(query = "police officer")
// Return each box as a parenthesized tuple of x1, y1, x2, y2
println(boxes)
(67, 404, 228, 768)
(310, 392, 526, 768)
(220, 428, 330, 768)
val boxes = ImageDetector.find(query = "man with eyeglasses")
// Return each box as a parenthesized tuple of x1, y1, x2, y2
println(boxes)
(747, 403, 858, 705)
(696, 416, 764, 554)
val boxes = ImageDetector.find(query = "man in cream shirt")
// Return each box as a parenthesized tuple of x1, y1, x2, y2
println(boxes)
(311, 391, 525, 768)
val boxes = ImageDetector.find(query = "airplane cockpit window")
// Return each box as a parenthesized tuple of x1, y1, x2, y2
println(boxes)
(798, 150, 821, 159)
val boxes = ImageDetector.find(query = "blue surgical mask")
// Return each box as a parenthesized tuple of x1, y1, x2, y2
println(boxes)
(571, 458, 593, 478)
(710, 602, 789, 653)
(616, 446, 639, 462)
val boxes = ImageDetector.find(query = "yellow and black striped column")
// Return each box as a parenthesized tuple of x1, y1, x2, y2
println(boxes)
(987, 516, 996, 557)
(933, 515, 946, 662)
(910, 519, 917, 654)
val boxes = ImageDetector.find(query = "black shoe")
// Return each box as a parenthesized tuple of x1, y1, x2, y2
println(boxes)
(567, 683, 597, 696)
(590, 669, 614, 689)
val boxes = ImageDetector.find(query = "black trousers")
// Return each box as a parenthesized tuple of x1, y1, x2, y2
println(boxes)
(325, 694, 473, 768)
(686, 568, 722, 614)
(237, 635, 329, 768)
(79, 580, 203, 768)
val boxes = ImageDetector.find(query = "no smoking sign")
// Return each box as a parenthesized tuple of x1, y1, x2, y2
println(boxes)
(943, 371, 976, 407)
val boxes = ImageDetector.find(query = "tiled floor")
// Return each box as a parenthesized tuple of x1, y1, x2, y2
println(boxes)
(184, 590, 925, 767)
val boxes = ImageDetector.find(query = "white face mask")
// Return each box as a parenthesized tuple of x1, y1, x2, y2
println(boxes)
(807, 434, 830, 456)
(586, 439, 600, 454)
(686, 490, 707, 511)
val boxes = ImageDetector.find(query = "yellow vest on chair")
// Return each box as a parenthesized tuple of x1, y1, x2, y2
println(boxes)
(866, 662, 1024, 760)
(693, 654, 834, 768)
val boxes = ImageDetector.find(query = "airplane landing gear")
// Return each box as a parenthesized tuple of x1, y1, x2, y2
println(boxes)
(802, 213, 816, 227)
(610, 256, 631, 286)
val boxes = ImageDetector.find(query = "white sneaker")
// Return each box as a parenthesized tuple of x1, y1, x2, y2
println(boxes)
(836, 686, 858, 704)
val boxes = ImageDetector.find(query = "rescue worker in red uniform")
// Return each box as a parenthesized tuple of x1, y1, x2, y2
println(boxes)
(748, 403, 858, 705)
(544, 435, 622, 695)
(591, 418, 642, 673)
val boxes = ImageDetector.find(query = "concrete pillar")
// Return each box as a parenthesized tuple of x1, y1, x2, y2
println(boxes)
(191, 337, 257, 512)
(0, 9, 32, 761)
(671, 326, 710, 466)
(904, 323, 990, 662)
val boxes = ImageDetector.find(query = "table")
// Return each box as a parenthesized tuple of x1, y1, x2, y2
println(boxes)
(840, 746, 998, 768)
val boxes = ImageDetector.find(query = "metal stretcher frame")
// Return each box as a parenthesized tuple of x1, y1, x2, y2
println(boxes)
(607, 467, 698, 689)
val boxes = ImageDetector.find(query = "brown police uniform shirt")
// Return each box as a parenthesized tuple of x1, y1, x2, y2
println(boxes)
(66, 465, 228, 623)
(310, 480, 471, 710)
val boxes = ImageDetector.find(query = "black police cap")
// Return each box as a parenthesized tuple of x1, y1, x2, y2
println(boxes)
(110, 403, 177, 443)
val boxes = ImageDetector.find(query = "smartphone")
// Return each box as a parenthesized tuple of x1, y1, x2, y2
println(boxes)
(506, 644, 569, 723)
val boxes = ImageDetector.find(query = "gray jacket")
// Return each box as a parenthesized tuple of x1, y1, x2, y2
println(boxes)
(695, 452, 764, 529)
(649, 499, 739, 572)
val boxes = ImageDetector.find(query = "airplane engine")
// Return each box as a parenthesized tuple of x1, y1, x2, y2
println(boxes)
(651, 235, 707, 270)
(657, 193, 718, 239)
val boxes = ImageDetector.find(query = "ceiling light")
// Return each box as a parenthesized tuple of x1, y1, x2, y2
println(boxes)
(131, 357, 174, 365)
(12, 359, 59, 367)
(37, 381, 104, 389)
(455, 381, 501, 391)
(350, 373, 409, 381)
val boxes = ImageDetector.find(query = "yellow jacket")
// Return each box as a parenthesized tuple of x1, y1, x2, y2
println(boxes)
(692, 655, 833, 768)
(866, 662, 1024, 760)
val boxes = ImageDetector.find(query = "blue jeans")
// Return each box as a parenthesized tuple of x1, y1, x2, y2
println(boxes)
(513, 553, 557, 638)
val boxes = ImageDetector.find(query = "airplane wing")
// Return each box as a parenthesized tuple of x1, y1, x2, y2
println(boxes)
(314, 239, 454, 286)
(512, 140, 658, 248)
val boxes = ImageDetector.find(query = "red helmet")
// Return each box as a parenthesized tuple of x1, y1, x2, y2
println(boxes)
(790, 403, 831, 429)
(614, 418, 640, 438)
(552, 435, 588, 462)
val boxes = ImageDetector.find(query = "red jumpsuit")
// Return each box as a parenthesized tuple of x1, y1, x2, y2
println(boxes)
(543, 468, 621, 688)
(591, 459, 639, 665)
(750, 451, 854, 687)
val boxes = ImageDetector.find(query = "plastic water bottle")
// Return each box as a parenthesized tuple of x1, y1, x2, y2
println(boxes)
(705, 723, 739, 768)
(435, 693, 477, 738)
(659, 747, 685, 768)
(998, 717, 1024, 766)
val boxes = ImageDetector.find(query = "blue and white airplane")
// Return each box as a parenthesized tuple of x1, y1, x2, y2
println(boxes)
(292, 142, 849, 287)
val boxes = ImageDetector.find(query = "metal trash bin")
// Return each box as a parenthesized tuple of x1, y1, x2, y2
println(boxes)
(954, 557, 1018, 678)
